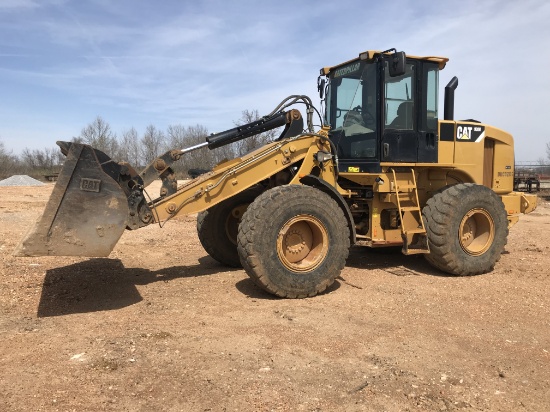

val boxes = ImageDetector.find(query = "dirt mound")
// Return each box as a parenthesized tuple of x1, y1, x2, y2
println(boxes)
(0, 175, 45, 186)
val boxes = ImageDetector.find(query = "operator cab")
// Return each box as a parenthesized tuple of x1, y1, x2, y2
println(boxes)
(321, 50, 448, 173)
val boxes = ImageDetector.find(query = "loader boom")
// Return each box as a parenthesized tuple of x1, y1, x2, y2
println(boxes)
(151, 128, 332, 223)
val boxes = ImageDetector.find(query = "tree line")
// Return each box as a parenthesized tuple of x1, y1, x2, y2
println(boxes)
(3, 119, 549, 180)
(0, 110, 279, 180)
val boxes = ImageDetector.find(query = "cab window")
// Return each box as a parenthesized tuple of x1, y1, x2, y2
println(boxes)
(385, 63, 415, 130)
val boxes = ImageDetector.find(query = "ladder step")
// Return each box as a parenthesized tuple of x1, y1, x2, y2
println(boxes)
(404, 228, 426, 234)
(400, 206, 421, 212)
(403, 247, 430, 255)
(390, 168, 428, 253)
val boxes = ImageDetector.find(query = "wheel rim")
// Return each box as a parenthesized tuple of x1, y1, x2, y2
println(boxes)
(277, 215, 329, 273)
(459, 208, 495, 256)
(225, 204, 248, 246)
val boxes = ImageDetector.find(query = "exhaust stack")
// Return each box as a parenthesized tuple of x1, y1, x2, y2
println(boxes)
(444, 76, 459, 121)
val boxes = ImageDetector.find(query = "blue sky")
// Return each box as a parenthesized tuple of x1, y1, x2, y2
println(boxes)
(1, 0, 549, 161)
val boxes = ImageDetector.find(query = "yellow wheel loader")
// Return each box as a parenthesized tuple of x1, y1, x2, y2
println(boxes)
(15, 49, 537, 298)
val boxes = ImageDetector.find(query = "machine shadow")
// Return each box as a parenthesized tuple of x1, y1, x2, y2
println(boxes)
(37, 257, 231, 318)
(234, 277, 341, 300)
(37, 245, 460, 317)
(344, 245, 450, 277)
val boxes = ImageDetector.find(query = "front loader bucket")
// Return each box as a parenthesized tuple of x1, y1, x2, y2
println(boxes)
(14, 142, 129, 257)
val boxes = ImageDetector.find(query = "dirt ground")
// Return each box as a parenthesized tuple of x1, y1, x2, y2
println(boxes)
(1, 182, 549, 412)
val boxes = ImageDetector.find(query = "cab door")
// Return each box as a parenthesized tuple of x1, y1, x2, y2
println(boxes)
(381, 61, 419, 163)
(381, 60, 440, 163)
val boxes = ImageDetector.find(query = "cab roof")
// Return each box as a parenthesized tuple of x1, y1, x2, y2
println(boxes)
(321, 50, 449, 75)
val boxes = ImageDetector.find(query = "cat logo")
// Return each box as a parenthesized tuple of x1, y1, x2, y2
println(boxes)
(456, 124, 485, 143)
(348, 166, 360, 173)
(457, 126, 473, 140)
(80, 178, 101, 192)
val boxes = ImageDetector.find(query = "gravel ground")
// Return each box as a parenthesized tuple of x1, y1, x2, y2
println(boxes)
(1, 183, 549, 411)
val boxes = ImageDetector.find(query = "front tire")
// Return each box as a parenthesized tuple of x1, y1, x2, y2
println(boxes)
(422, 183, 508, 276)
(237, 185, 350, 298)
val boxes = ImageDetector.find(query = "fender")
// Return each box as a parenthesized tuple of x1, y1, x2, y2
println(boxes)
(299, 175, 356, 244)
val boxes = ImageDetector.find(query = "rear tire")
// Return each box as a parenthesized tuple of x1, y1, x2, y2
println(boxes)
(237, 185, 350, 298)
(422, 183, 508, 276)
(197, 186, 263, 267)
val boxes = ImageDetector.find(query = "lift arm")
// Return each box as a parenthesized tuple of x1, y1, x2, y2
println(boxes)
(14, 107, 308, 257)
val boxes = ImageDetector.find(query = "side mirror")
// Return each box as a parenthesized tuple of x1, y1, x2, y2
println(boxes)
(317, 76, 326, 99)
(388, 51, 406, 77)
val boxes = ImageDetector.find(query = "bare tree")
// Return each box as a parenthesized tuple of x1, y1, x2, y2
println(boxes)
(140, 124, 165, 165)
(20, 146, 64, 174)
(80, 116, 118, 156)
(119, 127, 141, 166)
(0, 140, 20, 178)
(21, 147, 37, 169)
(166, 124, 187, 151)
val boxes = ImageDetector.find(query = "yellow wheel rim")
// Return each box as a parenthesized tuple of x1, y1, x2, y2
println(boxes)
(459, 208, 495, 256)
(277, 215, 329, 273)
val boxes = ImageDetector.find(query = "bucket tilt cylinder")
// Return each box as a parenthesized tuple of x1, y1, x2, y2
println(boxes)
(139, 109, 303, 197)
